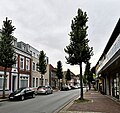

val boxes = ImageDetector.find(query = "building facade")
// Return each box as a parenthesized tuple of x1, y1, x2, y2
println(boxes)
(0, 39, 32, 93)
(0, 38, 50, 94)
(63, 71, 78, 87)
(29, 45, 49, 89)
(11, 41, 32, 92)
(49, 64, 58, 89)
(29, 45, 40, 88)
(96, 18, 120, 100)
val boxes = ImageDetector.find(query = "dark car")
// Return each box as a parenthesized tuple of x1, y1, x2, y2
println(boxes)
(61, 85, 71, 91)
(36, 86, 53, 95)
(61, 85, 69, 91)
(9, 87, 35, 101)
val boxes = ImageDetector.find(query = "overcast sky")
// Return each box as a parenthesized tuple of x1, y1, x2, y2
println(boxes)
(0, 0, 120, 74)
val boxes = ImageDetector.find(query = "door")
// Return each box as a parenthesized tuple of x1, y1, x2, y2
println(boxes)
(12, 76, 16, 92)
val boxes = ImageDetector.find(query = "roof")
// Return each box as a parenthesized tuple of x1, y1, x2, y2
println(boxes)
(96, 18, 120, 66)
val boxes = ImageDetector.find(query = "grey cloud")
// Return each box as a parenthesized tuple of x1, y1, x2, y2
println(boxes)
(0, 0, 120, 74)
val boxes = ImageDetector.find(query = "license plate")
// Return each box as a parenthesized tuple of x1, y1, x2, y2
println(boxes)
(10, 97, 14, 99)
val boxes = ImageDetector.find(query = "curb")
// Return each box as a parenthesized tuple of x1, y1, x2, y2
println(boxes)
(105, 95, 120, 105)
(54, 95, 79, 113)
(0, 98, 9, 102)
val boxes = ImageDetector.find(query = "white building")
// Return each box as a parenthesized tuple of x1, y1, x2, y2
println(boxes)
(29, 45, 49, 88)
(96, 18, 120, 100)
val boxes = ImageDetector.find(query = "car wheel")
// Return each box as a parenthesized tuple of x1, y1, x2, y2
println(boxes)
(51, 91, 53, 94)
(32, 93, 35, 98)
(21, 95, 24, 101)
(45, 91, 48, 95)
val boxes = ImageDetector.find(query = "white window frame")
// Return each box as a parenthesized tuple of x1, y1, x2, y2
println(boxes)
(33, 62, 35, 71)
(20, 56, 24, 70)
(26, 58, 30, 71)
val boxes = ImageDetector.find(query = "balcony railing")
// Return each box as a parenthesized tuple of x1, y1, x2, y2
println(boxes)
(97, 34, 120, 74)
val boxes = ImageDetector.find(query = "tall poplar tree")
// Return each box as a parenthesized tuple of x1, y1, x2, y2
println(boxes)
(0, 17, 16, 98)
(37, 50, 47, 86)
(65, 69, 71, 85)
(56, 61, 63, 90)
(84, 62, 93, 90)
(64, 9, 93, 100)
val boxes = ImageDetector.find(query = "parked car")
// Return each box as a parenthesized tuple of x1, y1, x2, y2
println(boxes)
(61, 85, 71, 91)
(36, 86, 53, 95)
(70, 85, 78, 89)
(9, 87, 35, 101)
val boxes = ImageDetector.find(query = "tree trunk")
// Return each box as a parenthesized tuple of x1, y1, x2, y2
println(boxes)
(59, 79, 60, 90)
(3, 67, 7, 98)
(79, 63, 83, 100)
(41, 74, 43, 86)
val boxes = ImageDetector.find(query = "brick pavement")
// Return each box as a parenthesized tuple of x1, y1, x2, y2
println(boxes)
(59, 89, 120, 113)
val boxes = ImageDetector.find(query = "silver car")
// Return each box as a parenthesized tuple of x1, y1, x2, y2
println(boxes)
(36, 86, 53, 95)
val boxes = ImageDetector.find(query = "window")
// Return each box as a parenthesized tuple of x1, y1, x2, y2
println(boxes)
(23, 45, 26, 51)
(33, 62, 35, 70)
(45, 79, 48, 86)
(0, 76, 7, 89)
(0, 77, 3, 89)
(30, 51, 32, 55)
(33, 52, 35, 57)
(20, 56, 24, 69)
(36, 64, 38, 71)
(36, 78, 38, 87)
(39, 78, 41, 86)
(33, 78, 35, 87)
(26, 58, 30, 70)
(12, 54, 18, 68)
(20, 76, 28, 87)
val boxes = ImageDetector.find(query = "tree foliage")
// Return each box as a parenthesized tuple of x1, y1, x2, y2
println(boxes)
(91, 66, 95, 74)
(37, 50, 47, 86)
(64, 9, 93, 65)
(0, 17, 16, 67)
(85, 63, 94, 83)
(56, 61, 63, 79)
(84, 62, 94, 90)
(84, 62, 91, 79)
(56, 61, 63, 90)
(66, 69, 71, 81)
(64, 9, 93, 100)
(0, 17, 16, 98)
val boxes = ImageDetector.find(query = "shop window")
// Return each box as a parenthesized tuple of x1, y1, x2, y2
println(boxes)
(0, 76, 7, 89)
(20, 76, 28, 87)
(21, 79, 28, 87)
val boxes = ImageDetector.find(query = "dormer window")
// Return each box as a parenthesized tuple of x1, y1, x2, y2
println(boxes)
(33, 52, 35, 57)
(23, 45, 26, 51)
(30, 51, 32, 55)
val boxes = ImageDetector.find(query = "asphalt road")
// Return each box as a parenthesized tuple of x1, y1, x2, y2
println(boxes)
(0, 89, 81, 113)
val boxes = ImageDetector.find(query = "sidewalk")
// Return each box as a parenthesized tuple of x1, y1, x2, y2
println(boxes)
(0, 90, 10, 102)
(0, 95, 9, 102)
(59, 89, 120, 113)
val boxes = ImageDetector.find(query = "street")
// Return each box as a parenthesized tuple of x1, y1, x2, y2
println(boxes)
(0, 89, 81, 113)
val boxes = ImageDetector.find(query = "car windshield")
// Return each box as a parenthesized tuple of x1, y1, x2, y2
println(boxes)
(37, 86, 46, 89)
(38, 86, 45, 88)
(14, 88, 26, 93)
